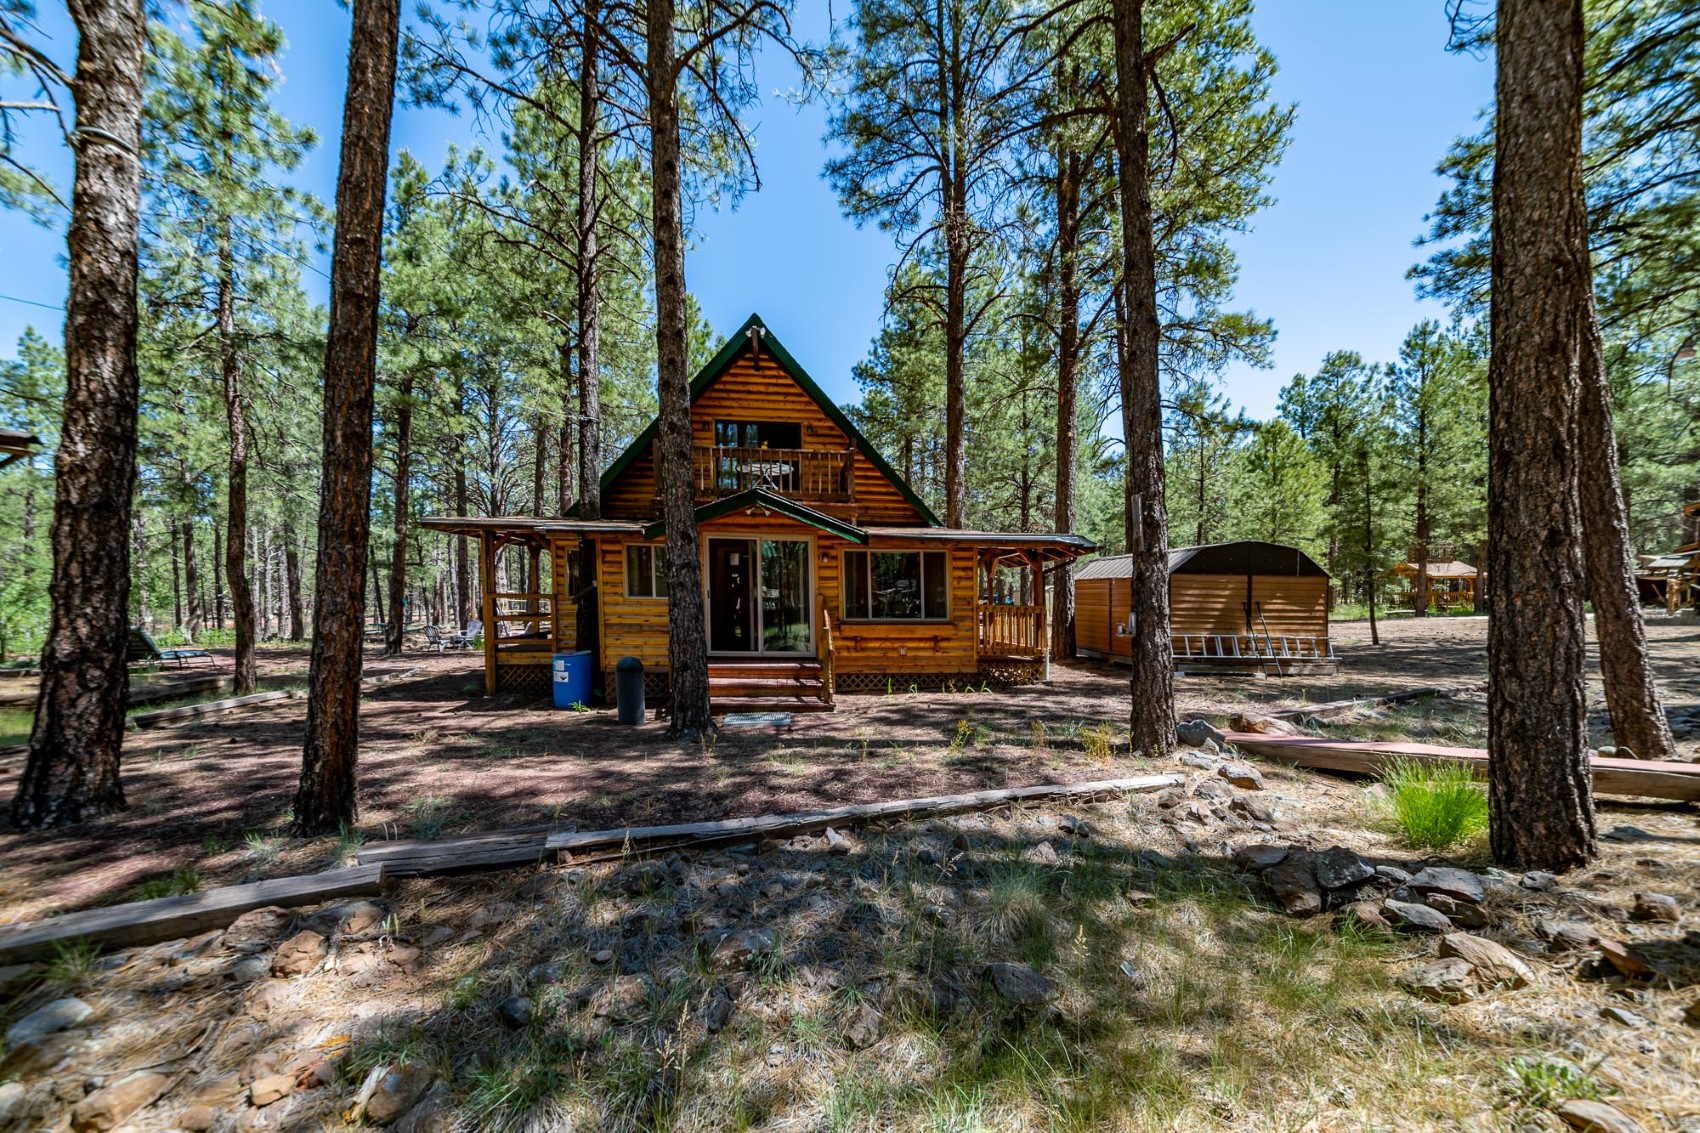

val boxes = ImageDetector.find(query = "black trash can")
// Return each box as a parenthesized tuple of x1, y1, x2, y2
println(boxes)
(615, 656, 645, 725)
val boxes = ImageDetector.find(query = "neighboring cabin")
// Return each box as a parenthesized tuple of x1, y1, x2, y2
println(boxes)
(1075, 541, 1335, 674)
(423, 316, 1094, 710)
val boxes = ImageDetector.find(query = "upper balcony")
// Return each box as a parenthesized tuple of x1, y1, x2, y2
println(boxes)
(692, 444, 855, 503)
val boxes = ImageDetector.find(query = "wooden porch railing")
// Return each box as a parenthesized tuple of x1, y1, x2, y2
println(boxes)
(490, 592, 552, 648)
(691, 445, 854, 502)
(820, 600, 836, 706)
(978, 602, 1043, 657)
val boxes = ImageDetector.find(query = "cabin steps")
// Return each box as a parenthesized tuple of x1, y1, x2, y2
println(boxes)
(707, 660, 832, 714)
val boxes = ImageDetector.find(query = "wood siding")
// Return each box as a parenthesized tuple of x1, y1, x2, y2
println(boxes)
(602, 353, 925, 525)
(1249, 575, 1327, 638)
(1076, 573, 1327, 656)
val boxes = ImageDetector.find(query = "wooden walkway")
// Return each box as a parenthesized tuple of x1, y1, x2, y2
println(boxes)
(1225, 733, 1700, 803)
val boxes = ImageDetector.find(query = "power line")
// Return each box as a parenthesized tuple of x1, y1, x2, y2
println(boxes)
(0, 292, 64, 312)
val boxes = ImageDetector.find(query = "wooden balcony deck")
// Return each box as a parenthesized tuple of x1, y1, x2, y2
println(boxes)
(692, 445, 854, 502)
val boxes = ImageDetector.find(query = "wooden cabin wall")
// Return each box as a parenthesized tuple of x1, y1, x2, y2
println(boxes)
(595, 515, 981, 683)
(1169, 574, 1252, 638)
(549, 535, 579, 651)
(1249, 575, 1328, 638)
(601, 353, 926, 525)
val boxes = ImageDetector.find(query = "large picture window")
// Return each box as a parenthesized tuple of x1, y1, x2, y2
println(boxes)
(843, 550, 949, 621)
(625, 544, 669, 598)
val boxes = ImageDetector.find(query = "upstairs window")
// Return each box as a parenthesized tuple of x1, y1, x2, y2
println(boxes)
(625, 544, 669, 598)
(843, 550, 949, 621)
(714, 420, 802, 450)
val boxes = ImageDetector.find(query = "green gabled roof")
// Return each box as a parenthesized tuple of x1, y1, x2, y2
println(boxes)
(600, 313, 943, 527)
(640, 488, 870, 544)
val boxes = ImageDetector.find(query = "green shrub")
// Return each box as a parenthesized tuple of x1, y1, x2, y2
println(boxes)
(1378, 758, 1488, 849)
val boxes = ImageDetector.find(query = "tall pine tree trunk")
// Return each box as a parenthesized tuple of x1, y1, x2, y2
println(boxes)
(183, 514, 202, 637)
(575, 7, 604, 677)
(1051, 142, 1080, 661)
(1487, 0, 1595, 871)
(293, 0, 400, 835)
(384, 373, 413, 656)
(220, 225, 258, 693)
(646, 0, 711, 739)
(285, 521, 304, 641)
(1111, 0, 1173, 760)
(1579, 304, 1675, 759)
(170, 519, 183, 629)
(556, 336, 574, 514)
(12, 0, 145, 829)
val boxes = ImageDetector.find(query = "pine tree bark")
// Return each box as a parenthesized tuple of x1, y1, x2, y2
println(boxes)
(284, 520, 304, 641)
(170, 519, 183, 629)
(646, 0, 711, 738)
(182, 516, 202, 638)
(453, 424, 471, 628)
(1050, 140, 1081, 661)
(293, 0, 400, 836)
(1579, 304, 1675, 759)
(574, 8, 604, 676)
(1110, 0, 1173, 760)
(384, 372, 413, 656)
(220, 224, 257, 693)
(1487, 0, 1596, 871)
(556, 336, 574, 515)
(11, 0, 145, 830)
(212, 521, 225, 629)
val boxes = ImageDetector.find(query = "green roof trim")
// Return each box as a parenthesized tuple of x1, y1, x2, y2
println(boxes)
(600, 313, 944, 527)
(640, 488, 870, 544)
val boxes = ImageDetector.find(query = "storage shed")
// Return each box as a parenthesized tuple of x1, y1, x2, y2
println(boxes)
(1074, 541, 1334, 674)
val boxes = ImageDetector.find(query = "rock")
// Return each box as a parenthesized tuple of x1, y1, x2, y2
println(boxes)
(5, 997, 93, 1047)
(1600, 1006, 1647, 1028)
(1537, 919, 1598, 951)
(1022, 841, 1060, 866)
(339, 901, 388, 935)
(392, 1081, 454, 1133)
(1521, 870, 1559, 892)
(1344, 900, 1390, 930)
(271, 930, 327, 977)
(1597, 939, 1660, 979)
(985, 962, 1056, 1006)
(709, 928, 775, 973)
(246, 978, 291, 1020)
(1383, 899, 1454, 933)
(1229, 796, 1274, 823)
(1177, 751, 1221, 772)
(1423, 893, 1488, 929)
(1395, 957, 1479, 1004)
(177, 1104, 218, 1131)
(223, 906, 294, 955)
(1233, 844, 1288, 871)
(1438, 933, 1533, 989)
(1631, 892, 1680, 923)
(386, 944, 420, 973)
(1263, 858, 1323, 915)
(0, 1082, 26, 1124)
(359, 1063, 434, 1126)
(1176, 719, 1226, 748)
(824, 827, 857, 855)
(1554, 1098, 1647, 1133)
(1375, 865, 1413, 885)
(0, 963, 39, 997)
(1218, 761, 1266, 790)
(1171, 800, 1213, 825)
(1193, 779, 1233, 802)
(1409, 867, 1485, 905)
(1227, 711, 1301, 736)
(841, 1002, 882, 1049)
(229, 955, 270, 983)
(70, 1070, 169, 1132)
(923, 903, 957, 928)
(592, 976, 648, 1022)
(498, 995, 532, 1029)
(589, 947, 614, 965)
(250, 1074, 295, 1107)
(702, 991, 734, 1033)
(1057, 814, 1092, 836)
(1313, 847, 1375, 890)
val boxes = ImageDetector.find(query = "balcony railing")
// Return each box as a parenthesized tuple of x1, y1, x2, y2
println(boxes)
(978, 602, 1043, 657)
(692, 445, 854, 502)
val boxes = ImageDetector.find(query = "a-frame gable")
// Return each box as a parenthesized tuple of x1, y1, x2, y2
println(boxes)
(599, 314, 942, 526)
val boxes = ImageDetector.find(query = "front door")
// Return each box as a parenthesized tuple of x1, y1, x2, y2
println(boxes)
(707, 536, 813, 655)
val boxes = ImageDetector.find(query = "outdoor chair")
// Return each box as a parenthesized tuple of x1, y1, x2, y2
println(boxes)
(127, 626, 213, 668)
(423, 624, 445, 653)
(442, 619, 481, 651)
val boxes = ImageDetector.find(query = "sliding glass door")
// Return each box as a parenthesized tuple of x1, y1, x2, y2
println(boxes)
(706, 537, 813, 655)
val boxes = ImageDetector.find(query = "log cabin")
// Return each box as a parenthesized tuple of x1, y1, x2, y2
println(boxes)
(1388, 556, 1478, 611)
(1074, 541, 1336, 674)
(421, 315, 1095, 711)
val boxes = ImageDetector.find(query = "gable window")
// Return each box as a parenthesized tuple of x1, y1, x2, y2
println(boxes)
(715, 420, 802, 449)
(843, 550, 949, 621)
(625, 544, 669, 598)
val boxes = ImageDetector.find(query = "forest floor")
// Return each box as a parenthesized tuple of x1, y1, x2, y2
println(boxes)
(0, 617, 1696, 1131)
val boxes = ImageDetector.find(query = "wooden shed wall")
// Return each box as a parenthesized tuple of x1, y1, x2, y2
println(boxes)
(1076, 577, 1132, 658)
(1249, 575, 1327, 638)
(1074, 572, 1327, 654)
(1170, 574, 1250, 638)
(601, 353, 926, 525)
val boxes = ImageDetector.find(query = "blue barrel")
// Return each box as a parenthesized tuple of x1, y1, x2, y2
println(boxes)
(552, 651, 593, 709)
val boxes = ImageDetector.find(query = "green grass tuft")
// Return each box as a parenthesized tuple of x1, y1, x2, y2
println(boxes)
(132, 867, 202, 901)
(1377, 758, 1488, 850)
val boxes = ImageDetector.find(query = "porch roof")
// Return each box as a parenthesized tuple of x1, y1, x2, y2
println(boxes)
(859, 527, 1097, 559)
(418, 515, 647, 540)
(640, 488, 869, 543)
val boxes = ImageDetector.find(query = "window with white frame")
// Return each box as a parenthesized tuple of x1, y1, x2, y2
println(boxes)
(625, 544, 669, 598)
(842, 550, 949, 620)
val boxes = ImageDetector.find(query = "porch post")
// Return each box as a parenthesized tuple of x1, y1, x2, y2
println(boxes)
(1030, 550, 1050, 682)
(481, 531, 497, 697)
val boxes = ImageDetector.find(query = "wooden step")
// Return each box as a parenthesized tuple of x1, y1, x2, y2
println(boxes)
(708, 676, 825, 697)
(711, 696, 836, 715)
(707, 660, 822, 678)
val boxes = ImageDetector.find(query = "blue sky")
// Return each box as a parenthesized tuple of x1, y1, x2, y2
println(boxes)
(0, 1, 1492, 421)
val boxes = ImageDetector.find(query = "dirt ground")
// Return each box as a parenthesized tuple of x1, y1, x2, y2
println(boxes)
(1, 614, 1698, 924)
